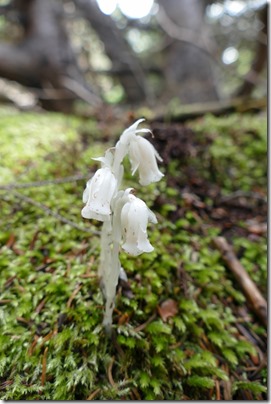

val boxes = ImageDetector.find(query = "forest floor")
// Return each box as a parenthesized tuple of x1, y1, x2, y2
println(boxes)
(0, 106, 267, 400)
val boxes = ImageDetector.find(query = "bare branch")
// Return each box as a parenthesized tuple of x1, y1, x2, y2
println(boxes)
(156, 5, 216, 59)
(0, 174, 90, 190)
(61, 76, 101, 106)
(3, 190, 101, 236)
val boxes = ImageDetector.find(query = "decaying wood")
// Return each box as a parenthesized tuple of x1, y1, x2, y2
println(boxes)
(213, 237, 267, 327)
(153, 96, 267, 122)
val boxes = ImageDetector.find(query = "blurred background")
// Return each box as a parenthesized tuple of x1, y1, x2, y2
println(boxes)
(0, 0, 267, 114)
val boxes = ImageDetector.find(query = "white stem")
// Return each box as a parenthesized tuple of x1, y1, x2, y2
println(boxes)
(102, 241, 121, 331)
(100, 146, 126, 331)
(98, 220, 112, 295)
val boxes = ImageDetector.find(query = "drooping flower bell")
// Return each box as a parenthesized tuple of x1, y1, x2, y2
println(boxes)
(128, 135, 164, 186)
(114, 119, 164, 186)
(120, 192, 157, 256)
(81, 166, 117, 222)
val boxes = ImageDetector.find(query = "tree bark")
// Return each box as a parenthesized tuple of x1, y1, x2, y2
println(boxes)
(235, 5, 267, 97)
(0, 0, 99, 111)
(157, 0, 219, 103)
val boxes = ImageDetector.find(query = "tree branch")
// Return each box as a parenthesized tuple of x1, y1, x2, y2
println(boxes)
(74, 0, 150, 103)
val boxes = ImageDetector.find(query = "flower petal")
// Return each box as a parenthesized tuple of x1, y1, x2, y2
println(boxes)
(82, 167, 117, 221)
(119, 118, 145, 145)
(120, 195, 155, 256)
(128, 136, 164, 186)
(82, 178, 92, 203)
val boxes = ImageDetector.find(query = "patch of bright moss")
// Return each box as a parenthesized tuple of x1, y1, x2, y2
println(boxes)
(189, 113, 267, 193)
(0, 108, 267, 400)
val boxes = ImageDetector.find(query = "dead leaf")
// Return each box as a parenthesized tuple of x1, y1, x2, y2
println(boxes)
(157, 299, 178, 322)
(247, 223, 267, 235)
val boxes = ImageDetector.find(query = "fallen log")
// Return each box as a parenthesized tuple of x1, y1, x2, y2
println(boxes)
(153, 97, 266, 123)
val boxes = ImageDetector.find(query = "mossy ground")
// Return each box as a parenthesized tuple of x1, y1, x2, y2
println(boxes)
(0, 107, 267, 400)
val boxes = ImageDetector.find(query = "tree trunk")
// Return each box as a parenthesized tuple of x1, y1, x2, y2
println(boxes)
(235, 5, 267, 97)
(157, 0, 219, 103)
(74, 0, 149, 103)
(0, 0, 99, 111)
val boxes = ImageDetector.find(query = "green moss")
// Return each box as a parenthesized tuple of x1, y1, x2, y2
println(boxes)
(0, 108, 267, 399)
(189, 113, 267, 193)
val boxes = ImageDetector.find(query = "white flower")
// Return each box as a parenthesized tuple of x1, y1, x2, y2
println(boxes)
(112, 119, 145, 176)
(114, 118, 163, 186)
(120, 193, 157, 256)
(128, 135, 164, 186)
(118, 118, 145, 146)
(81, 166, 117, 222)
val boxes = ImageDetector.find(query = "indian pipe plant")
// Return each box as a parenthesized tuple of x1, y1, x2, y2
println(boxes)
(81, 119, 164, 332)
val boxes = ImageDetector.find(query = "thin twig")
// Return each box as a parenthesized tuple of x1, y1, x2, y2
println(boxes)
(40, 329, 57, 348)
(215, 380, 221, 400)
(131, 387, 141, 400)
(35, 298, 47, 314)
(107, 357, 116, 387)
(41, 347, 48, 387)
(66, 284, 83, 308)
(0, 174, 90, 191)
(213, 237, 267, 327)
(133, 313, 157, 332)
(0, 299, 12, 304)
(249, 358, 267, 379)
(86, 388, 101, 400)
(28, 335, 39, 356)
(0, 380, 13, 390)
(61, 76, 102, 106)
(5, 190, 101, 235)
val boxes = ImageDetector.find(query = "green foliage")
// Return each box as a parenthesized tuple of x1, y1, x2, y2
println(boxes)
(189, 113, 267, 193)
(186, 375, 215, 389)
(233, 380, 267, 397)
(233, 237, 267, 294)
(0, 108, 267, 399)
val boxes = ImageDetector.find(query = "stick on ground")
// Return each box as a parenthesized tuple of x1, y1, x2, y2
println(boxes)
(213, 237, 267, 327)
